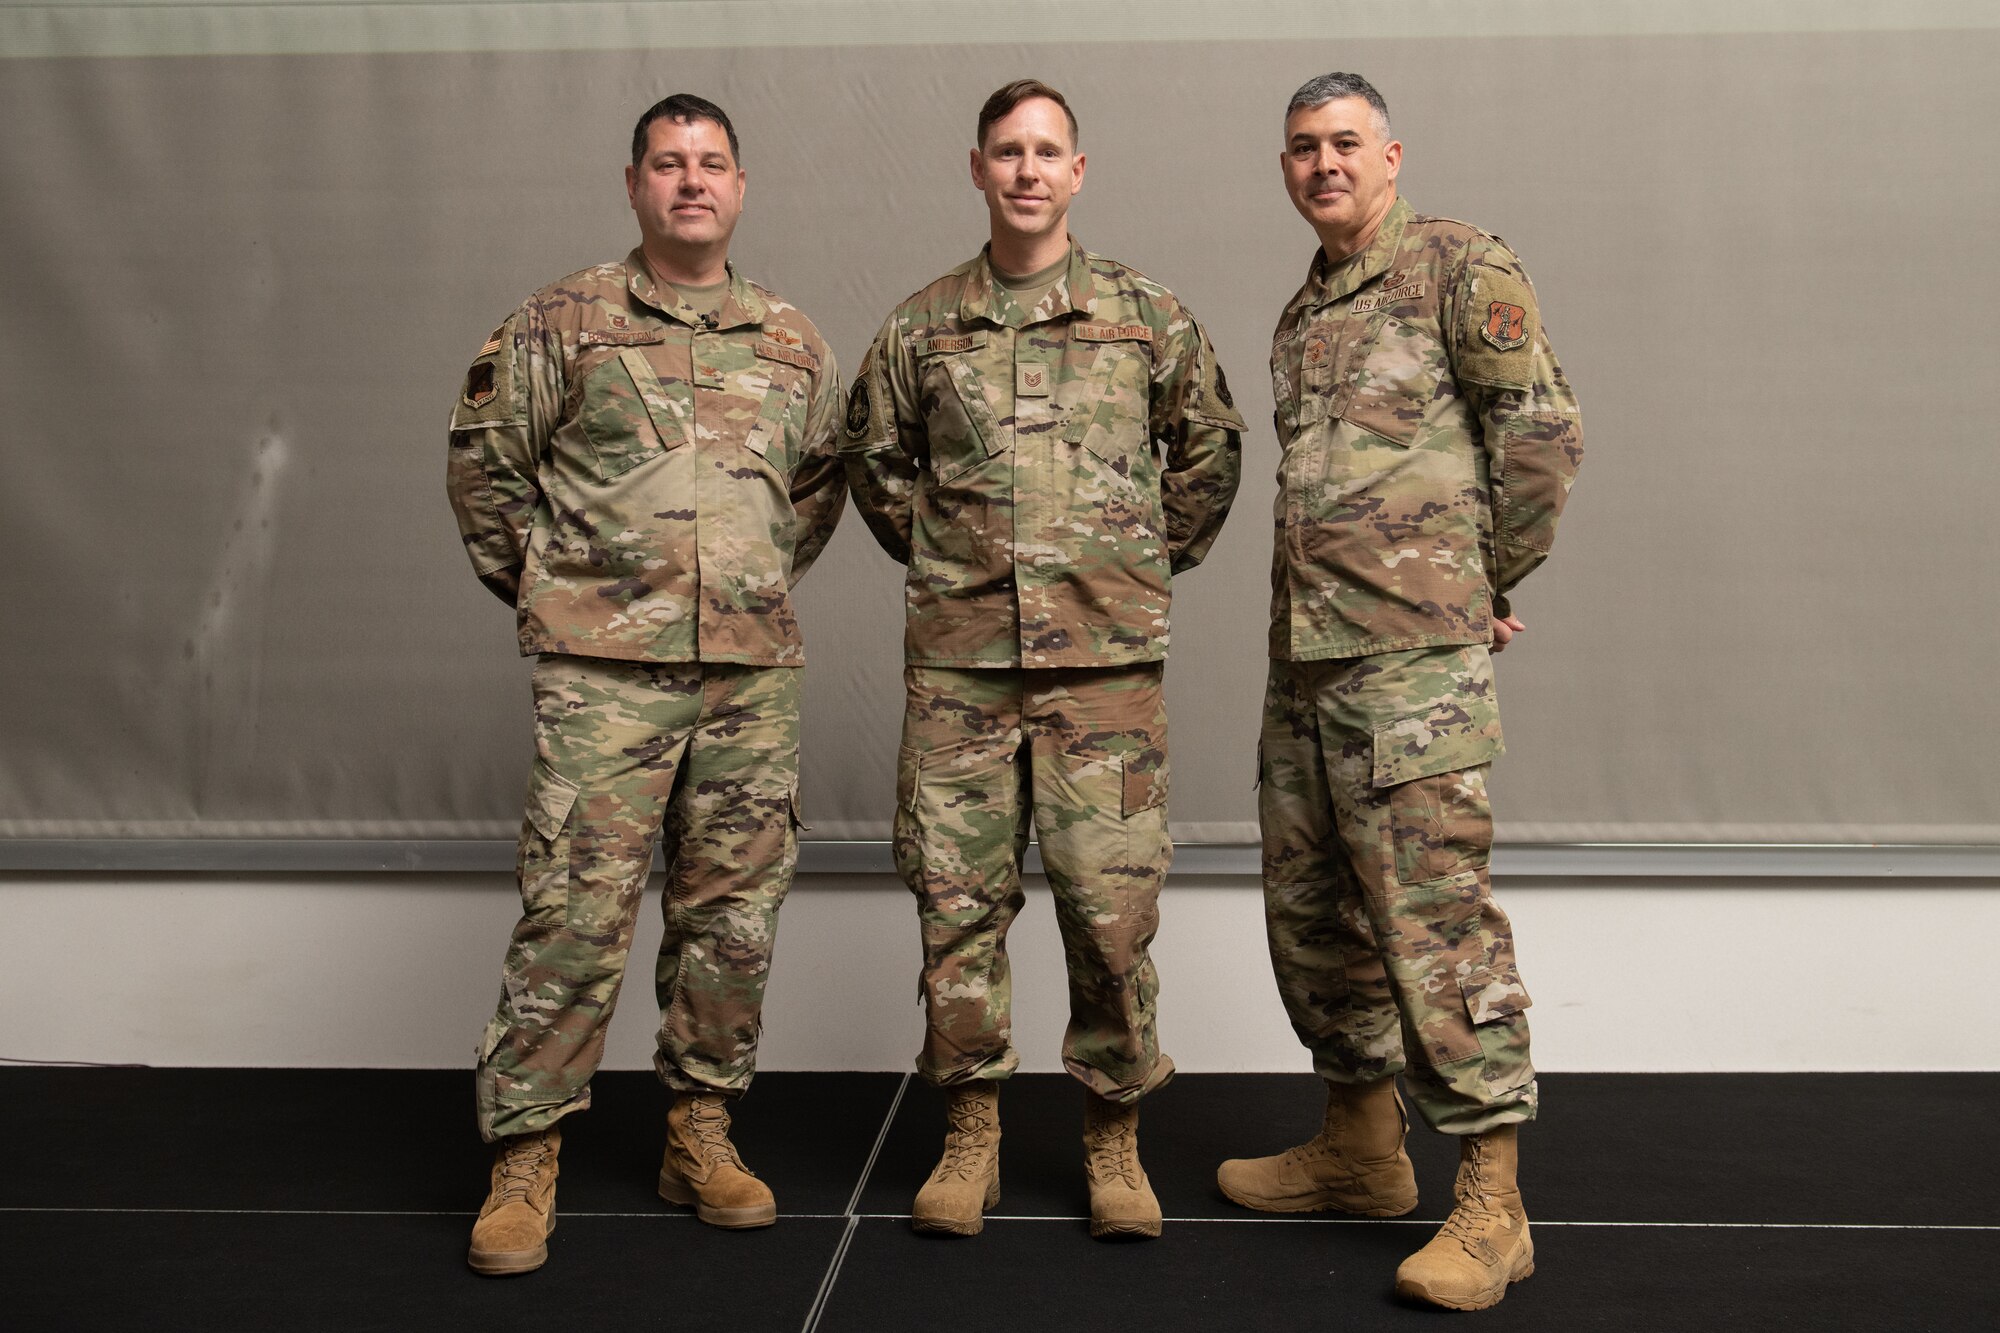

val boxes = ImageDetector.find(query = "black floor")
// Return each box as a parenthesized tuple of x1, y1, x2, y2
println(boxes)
(5, 1070, 1996, 1331)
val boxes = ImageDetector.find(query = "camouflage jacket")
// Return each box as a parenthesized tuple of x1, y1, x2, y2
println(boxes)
(1270, 197, 1583, 661)
(843, 241, 1244, 668)
(446, 252, 846, 666)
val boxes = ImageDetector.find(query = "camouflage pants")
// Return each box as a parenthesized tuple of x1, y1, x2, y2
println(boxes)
(1259, 645, 1536, 1136)
(475, 655, 802, 1142)
(894, 665, 1175, 1104)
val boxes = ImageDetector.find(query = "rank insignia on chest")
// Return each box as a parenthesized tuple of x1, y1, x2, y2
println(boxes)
(1016, 363, 1051, 397)
(1482, 301, 1528, 350)
(608, 313, 629, 330)
(1303, 334, 1330, 368)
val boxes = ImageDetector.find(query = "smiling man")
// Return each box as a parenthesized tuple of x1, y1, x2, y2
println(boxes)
(843, 79, 1243, 1240)
(1214, 72, 1583, 1311)
(446, 93, 845, 1274)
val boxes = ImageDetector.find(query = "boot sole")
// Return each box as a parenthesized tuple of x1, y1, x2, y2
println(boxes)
(467, 1214, 556, 1275)
(1089, 1217, 1162, 1240)
(911, 1178, 1001, 1237)
(1395, 1256, 1535, 1310)
(1217, 1180, 1418, 1217)
(657, 1169, 777, 1229)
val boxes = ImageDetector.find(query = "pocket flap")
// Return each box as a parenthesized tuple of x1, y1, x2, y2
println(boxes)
(1460, 965, 1531, 1026)
(896, 744, 923, 814)
(526, 759, 580, 841)
(1372, 695, 1503, 788)
(1121, 751, 1169, 818)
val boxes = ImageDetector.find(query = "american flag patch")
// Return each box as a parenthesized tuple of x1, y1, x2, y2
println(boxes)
(479, 335, 502, 357)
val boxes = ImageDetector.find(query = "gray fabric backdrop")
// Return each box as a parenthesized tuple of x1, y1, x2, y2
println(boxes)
(4, 6, 1996, 842)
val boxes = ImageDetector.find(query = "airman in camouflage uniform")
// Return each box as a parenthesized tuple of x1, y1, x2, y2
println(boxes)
(1215, 74, 1581, 1311)
(448, 95, 846, 1274)
(843, 80, 1243, 1239)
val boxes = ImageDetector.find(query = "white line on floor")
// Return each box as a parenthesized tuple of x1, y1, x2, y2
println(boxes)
(4, 1206, 1992, 1231)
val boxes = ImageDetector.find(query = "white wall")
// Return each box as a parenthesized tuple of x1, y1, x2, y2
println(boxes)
(6, 873, 1996, 1073)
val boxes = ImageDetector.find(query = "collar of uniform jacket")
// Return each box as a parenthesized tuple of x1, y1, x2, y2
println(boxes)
(622, 248, 770, 330)
(955, 239, 1097, 328)
(1288, 195, 1415, 315)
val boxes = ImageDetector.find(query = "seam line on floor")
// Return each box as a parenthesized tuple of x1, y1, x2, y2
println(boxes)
(3, 1205, 1991, 1232)
(801, 1071, 909, 1333)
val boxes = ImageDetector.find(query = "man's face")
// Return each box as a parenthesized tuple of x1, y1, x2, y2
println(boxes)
(1281, 96, 1401, 249)
(970, 97, 1085, 246)
(625, 115, 745, 255)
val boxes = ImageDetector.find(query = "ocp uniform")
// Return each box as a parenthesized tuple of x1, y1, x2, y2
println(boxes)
(447, 253, 846, 1140)
(1260, 198, 1582, 1134)
(843, 243, 1243, 1101)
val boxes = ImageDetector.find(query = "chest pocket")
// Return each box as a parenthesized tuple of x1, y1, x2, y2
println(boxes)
(576, 341, 688, 481)
(914, 331, 1001, 486)
(1341, 313, 1444, 448)
(1270, 328, 1305, 444)
(742, 342, 815, 473)
(1061, 329, 1153, 484)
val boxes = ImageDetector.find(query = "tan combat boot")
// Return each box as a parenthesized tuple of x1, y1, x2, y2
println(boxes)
(1216, 1077, 1419, 1216)
(911, 1084, 1001, 1236)
(657, 1092, 777, 1229)
(1395, 1125, 1533, 1310)
(1083, 1093, 1162, 1240)
(467, 1125, 560, 1275)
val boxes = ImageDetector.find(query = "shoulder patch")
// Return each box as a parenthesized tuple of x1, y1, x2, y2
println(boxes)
(462, 361, 496, 409)
(1481, 301, 1528, 351)
(845, 380, 871, 437)
(1456, 264, 1540, 390)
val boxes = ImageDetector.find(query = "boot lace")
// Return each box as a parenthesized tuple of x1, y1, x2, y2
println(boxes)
(1086, 1112, 1141, 1188)
(685, 1097, 749, 1171)
(493, 1132, 553, 1205)
(934, 1098, 994, 1181)
(1437, 1139, 1505, 1254)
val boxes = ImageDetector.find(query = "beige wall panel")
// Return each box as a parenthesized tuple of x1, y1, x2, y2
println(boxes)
(2, 29, 1995, 841)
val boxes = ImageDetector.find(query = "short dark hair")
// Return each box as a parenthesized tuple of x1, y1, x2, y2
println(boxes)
(976, 79, 1079, 150)
(631, 93, 740, 167)
(1287, 72, 1391, 137)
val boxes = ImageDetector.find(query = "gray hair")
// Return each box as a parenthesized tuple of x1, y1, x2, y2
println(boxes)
(1287, 72, 1390, 137)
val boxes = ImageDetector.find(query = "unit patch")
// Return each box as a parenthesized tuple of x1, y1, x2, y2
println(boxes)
(1482, 301, 1528, 350)
(1214, 364, 1233, 409)
(846, 381, 871, 436)
(463, 361, 496, 408)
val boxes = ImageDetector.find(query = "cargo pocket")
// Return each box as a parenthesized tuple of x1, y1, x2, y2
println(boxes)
(517, 758, 580, 919)
(1119, 751, 1171, 873)
(891, 743, 925, 889)
(1449, 961, 1535, 1072)
(1373, 695, 1502, 887)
